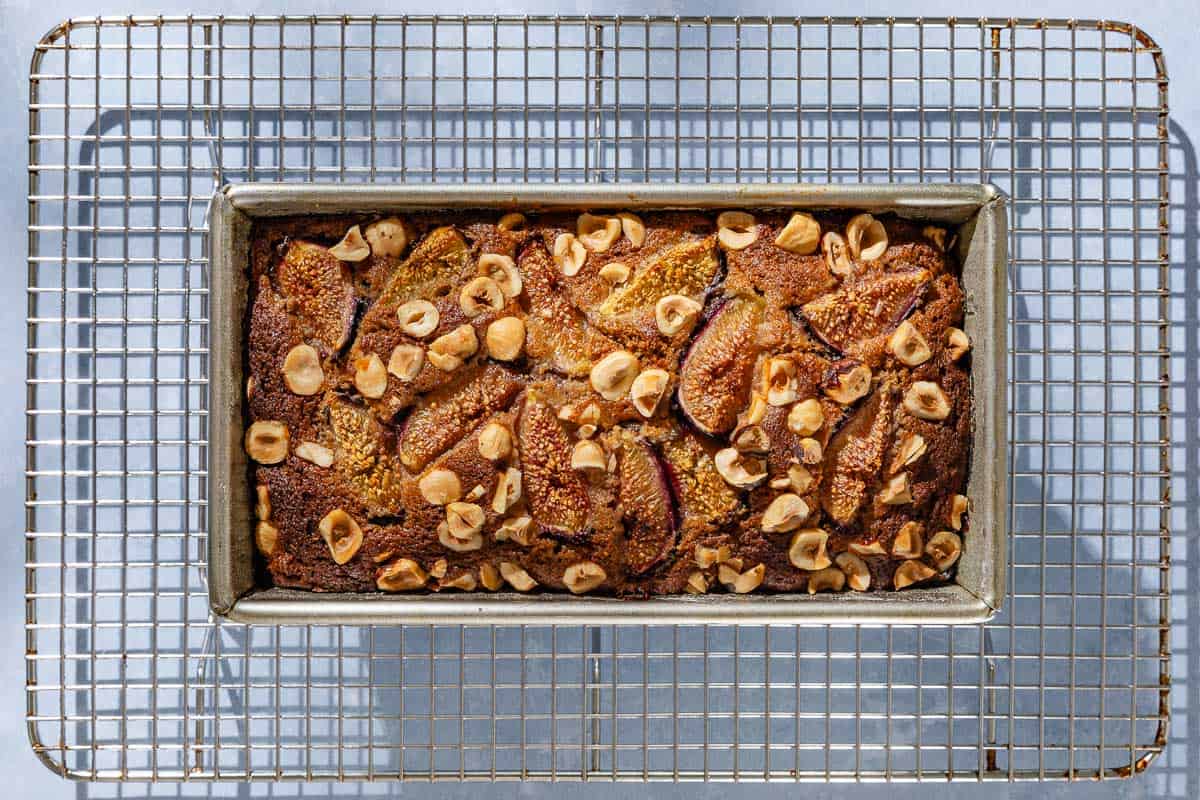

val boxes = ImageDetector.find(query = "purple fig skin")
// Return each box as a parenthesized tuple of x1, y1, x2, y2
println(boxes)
(540, 526, 593, 546)
(619, 438, 679, 575)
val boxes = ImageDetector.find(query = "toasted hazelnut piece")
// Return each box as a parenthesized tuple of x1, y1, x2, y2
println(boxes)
(485, 316, 526, 361)
(787, 463, 815, 494)
(630, 368, 670, 418)
(254, 521, 278, 556)
(478, 562, 503, 591)
(653, 294, 702, 337)
(785, 398, 823, 437)
(762, 493, 810, 533)
(478, 253, 523, 298)
(893, 559, 937, 590)
(718, 562, 765, 594)
(578, 403, 601, 427)
(318, 509, 363, 564)
(879, 473, 913, 506)
(577, 213, 622, 252)
(922, 225, 947, 251)
(496, 212, 527, 232)
(835, 552, 871, 591)
(714, 447, 767, 488)
(763, 357, 798, 406)
(499, 561, 538, 592)
(849, 539, 888, 556)
(589, 350, 640, 400)
(446, 502, 485, 538)
(807, 566, 846, 594)
(295, 441, 335, 468)
(419, 468, 462, 506)
(376, 558, 428, 592)
(798, 438, 823, 465)
(618, 212, 646, 247)
(383, 344, 422, 383)
(571, 440, 607, 473)
(890, 432, 927, 474)
(825, 363, 872, 405)
(329, 225, 371, 262)
(949, 494, 969, 530)
(888, 320, 932, 367)
(438, 520, 482, 553)
(245, 421, 289, 464)
(282, 344, 324, 396)
(845, 213, 889, 261)
(374, 550, 396, 564)
(429, 558, 449, 579)
(364, 217, 412, 258)
(926, 530, 963, 571)
(732, 424, 770, 454)
(946, 327, 971, 361)
(685, 570, 709, 594)
(354, 353, 388, 399)
(492, 467, 523, 513)
(429, 325, 479, 371)
(396, 299, 440, 339)
(460, 276, 506, 318)
(599, 261, 631, 285)
(553, 233, 588, 276)
(822, 231, 854, 277)
(442, 572, 478, 591)
(788, 529, 832, 571)
(723, 556, 745, 572)
(774, 212, 821, 254)
(246, 376, 256, 401)
(903, 381, 952, 421)
(716, 211, 758, 250)
(477, 422, 513, 462)
(577, 424, 598, 439)
(495, 514, 534, 546)
(563, 561, 607, 594)
(741, 393, 769, 427)
(892, 522, 925, 559)
(465, 484, 486, 502)
(694, 544, 731, 569)
(255, 485, 271, 521)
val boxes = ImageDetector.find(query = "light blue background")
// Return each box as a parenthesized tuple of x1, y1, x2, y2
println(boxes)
(1, 0, 1194, 797)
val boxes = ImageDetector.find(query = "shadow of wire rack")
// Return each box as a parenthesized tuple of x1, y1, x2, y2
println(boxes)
(23, 15, 1170, 782)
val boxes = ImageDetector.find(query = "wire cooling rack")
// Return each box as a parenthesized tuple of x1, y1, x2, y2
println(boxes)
(24, 15, 1170, 782)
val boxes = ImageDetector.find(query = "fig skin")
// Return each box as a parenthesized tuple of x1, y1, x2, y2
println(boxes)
(800, 270, 929, 356)
(517, 393, 592, 539)
(676, 295, 764, 436)
(618, 435, 679, 575)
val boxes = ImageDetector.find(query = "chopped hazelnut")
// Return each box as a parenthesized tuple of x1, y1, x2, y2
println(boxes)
(630, 368, 670, 418)
(763, 357, 798, 407)
(786, 463, 814, 494)
(787, 398, 824, 436)
(254, 485, 271, 521)
(845, 213, 888, 261)
(946, 327, 971, 361)
(890, 432, 927, 474)
(441, 572, 478, 592)
(922, 225, 947, 251)
(879, 473, 912, 506)
(774, 212, 821, 255)
(685, 570, 709, 594)
(807, 566, 846, 594)
(740, 393, 769, 427)
(719, 562, 765, 593)
(798, 438, 823, 465)
(478, 253, 523, 298)
(694, 543, 731, 568)
(429, 558, 448, 579)
(822, 231, 853, 277)
(485, 316, 526, 361)
(477, 422, 513, 461)
(563, 561, 607, 594)
(445, 502, 485, 539)
(428, 325, 479, 371)
(387, 343, 424, 382)
(571, 440, 607, 473)
(465, 484, 486, 502)
(788, 529, 832, 571)
(949, 494, 970, 530)
(254, 520, 278, 556)
(419, 468, 462, 506)
(376, 558, 428, 592)
(589, 350, 640, 400)
(618, 212, 646, 247)
(478, 562, 503, 591)
(354, 353, 388, 399)
(494, 514, 534, 546)
(888, 320, 932, 367)
(835, 552, 871, 591)
(599, 261, 631, 285)
(553, 233, 588, 276)
(893, 559, 937, 590)
(245, 421, 289, 464)
(903, 381, 951, 421)
(438, 520, 483, 553)
(282, 344, 324, 396)
(499, 561, 538, 592)
(496, 212, 527, 232)
(363, 217, 411, 258)
(892, 521, 924, 558)
(577, 213, 622, 252)
(713, 447, 767, 488)
(716, 210, 758, 250)
(459, 276, 506, 318)
(492, 467, 523, 513)
(318, 509, 364, 564)
(926, 530, 963, 571)
(824, 363, 872, 405)
(654, 294, 702, 336)
(329, 225, 370, 262)
(396, 299, 440, 339)
(295, 441, 334, 468)
(731, 424, 770, 454)
(761, 493, 810, 533)
(848, 539, 888, 556)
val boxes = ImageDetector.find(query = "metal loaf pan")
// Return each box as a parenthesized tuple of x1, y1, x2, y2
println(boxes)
(208, 183, 1007, 626)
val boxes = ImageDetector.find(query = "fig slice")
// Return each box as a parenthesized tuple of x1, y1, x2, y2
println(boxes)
(326, 395, 403, 514)
(660, 430, 740, 527)
(520, 243, 623, 376)
(800, 269, 929, 354)
(276, 240, 357, 351)
(398, 364, 523, 472)
(598, 237, 719, 318)
(677, 295, 765, 436)
(618, 434, 679, 575)
(357, 226, 470, 336)
(518, 392, 591, 539)
(819, 384, 896, 526)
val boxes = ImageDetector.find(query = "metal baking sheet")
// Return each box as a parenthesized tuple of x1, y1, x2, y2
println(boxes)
(208, 182, 1007, 626)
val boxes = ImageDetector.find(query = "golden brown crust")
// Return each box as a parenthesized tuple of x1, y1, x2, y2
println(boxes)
(246, 210, 972, 595)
